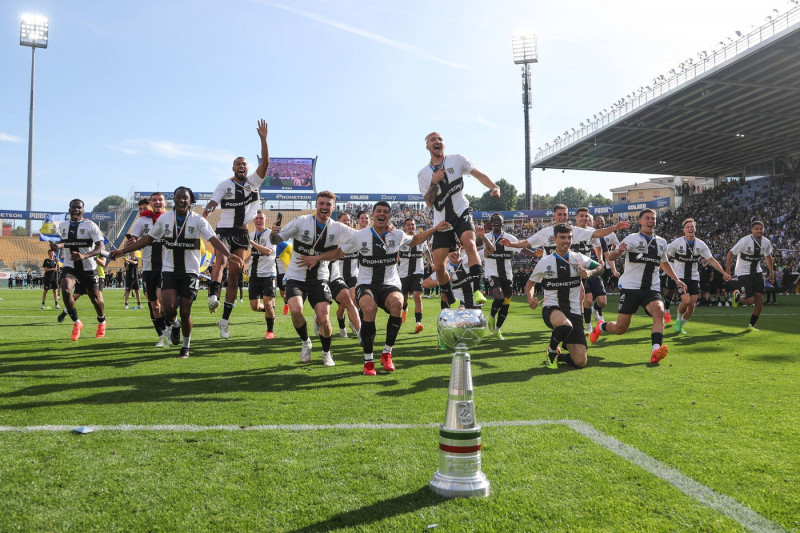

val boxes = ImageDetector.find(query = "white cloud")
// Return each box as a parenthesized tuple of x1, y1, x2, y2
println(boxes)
(252, 0, 474, 70)
(114, 140, 234, 163)
(0, 133, 20, 143)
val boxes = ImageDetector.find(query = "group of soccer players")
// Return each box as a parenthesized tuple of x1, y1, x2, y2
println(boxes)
(51, 123, 777, 373)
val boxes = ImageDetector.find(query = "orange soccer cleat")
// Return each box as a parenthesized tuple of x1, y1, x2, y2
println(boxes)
(71, 320, 83, 341)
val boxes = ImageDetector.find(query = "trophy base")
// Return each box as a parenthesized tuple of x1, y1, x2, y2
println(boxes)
(429, 471, 490, 498)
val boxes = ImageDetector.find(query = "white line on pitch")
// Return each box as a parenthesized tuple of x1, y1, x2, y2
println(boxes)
(0, 419, 784, 532)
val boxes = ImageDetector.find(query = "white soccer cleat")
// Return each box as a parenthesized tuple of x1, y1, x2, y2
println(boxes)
(321, 352, 335, 367)
(592, 308, 602, 323)
(155, 337, 165, 348)
(299, 340, 312, 363)
(208, 296, 220, 314)
(339, 328, 348, 338)
(219, 320, 230, 339)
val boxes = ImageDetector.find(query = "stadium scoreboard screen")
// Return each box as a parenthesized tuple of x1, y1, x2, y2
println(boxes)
(262, 157, 316, 191)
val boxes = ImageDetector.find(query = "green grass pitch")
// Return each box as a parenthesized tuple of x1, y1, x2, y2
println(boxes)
(1, 288, 798, 531)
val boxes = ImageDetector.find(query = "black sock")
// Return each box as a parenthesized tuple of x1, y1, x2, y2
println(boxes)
(58, 310, 68, 320)
(295, 322, 309, 342)
(749, 314, 759, 327)
(97, 315, 106, 324)
(385, 315, 402, 347)
(469, 265, 483, 294)
(402, 303, 408, 312)
(664, 299, 671, 311)
(497, 304, 510, 329)
(557, 352, 578, 367)
(361, 320, 376, 354)
(320, 334, 332, 352)
(68, 308, 78, 321)
(491, 299, 502, 318)
(208, 281, 222, 298)
(414, 312, 422, 323)
(651, 332, 663, 346)
(222, 302, 234, 321)
(155, 316, 167, 335)
(266, 317, 274, 332)
(550, 325, 572, 351)
(337, 317, 346, 329)
(583, 307, 592, 324)
(152, 318, 164, 336)
(593, 301, 603, 316)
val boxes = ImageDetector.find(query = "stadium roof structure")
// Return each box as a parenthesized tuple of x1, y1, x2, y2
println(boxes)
(532, 6, 800, 178)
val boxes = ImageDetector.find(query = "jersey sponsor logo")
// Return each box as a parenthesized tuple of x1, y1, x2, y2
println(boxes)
(359, 256, 397, 267)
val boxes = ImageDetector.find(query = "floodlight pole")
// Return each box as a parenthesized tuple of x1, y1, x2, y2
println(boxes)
(512, 35, 538, 211)
(25, 47, 36, 237)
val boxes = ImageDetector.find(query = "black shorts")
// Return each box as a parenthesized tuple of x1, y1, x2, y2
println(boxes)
(356, 284, 401, 313)
(285, 279, 332, 308)
(542, 308, 587, 348)
(400, 274, 423, 294)
(161, 272, 200, 301)
(583, 276, 606, 298)
(249, 275, 275, 299)
(328, 277, 349, 299)
(276, 273, 286, 291)
(142, 270, 162, 301)
(699, 278, 712, 293)
(485, 276, 513, 298)
(667, 278, 701, 296)
(734, 274, 765, 300)
(618, 289, 662, 316)
(43, 278, 58, 291)
(216, 227, 251, 253)
(61, 266, 100, 294)
(431, 208, 475, 251)
(343, 275, 358, 289)
(125, 275, 140, 291)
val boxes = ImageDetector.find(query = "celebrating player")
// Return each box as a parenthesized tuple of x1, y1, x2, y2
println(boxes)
(248, 210, 278, 339)
(418, 132, 500, 309)
(725, 220, 775, 330)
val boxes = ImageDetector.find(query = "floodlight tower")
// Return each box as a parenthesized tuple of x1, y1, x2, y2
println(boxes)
(20, 14, 49, 236)
(512, 35, 538, 211)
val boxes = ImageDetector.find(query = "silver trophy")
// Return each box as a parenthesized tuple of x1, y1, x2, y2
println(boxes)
(430, 308, 490, 498)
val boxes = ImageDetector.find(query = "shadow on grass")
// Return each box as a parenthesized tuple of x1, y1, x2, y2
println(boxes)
(289, 486, 443, 532)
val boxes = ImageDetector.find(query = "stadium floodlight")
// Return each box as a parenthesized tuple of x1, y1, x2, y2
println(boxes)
(20, 14, 49, 236)
(512, 35, 538, 210)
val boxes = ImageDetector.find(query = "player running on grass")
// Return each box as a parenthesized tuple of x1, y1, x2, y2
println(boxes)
(589, 209, 686, 364)
(526, 224, 604, 369)
(725, 220, 775, 330)
(665, 218, 730, 334)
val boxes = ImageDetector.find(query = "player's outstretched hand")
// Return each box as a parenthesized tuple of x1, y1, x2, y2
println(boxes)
(528, 295, 539, 309)
(257, 119, 268, 139)
(435, 221, 452, 232)
(489, 186, 500, 198)
(615, 220, 631, 230)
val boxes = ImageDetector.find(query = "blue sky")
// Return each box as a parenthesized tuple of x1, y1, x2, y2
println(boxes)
(0, 0, 779, 218)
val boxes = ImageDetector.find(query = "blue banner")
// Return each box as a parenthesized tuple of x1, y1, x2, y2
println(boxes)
(473, 197, 671, 220)
(135, 192, 426, 203)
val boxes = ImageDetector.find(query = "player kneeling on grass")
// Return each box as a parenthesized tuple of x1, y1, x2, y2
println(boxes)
(111, 187, 242, 359)
(525, 224, 604, 369)
(589, 209, 687, 364)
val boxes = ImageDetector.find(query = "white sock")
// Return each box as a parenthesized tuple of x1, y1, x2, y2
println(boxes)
(364, 353, 374, 362)
(383, 345, 392, 353)
(183, 336, 191, 348)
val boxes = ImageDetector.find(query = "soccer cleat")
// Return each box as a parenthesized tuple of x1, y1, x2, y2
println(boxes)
(71, 320, 83, 341)
(349, 321, 357, 336)
(414, 323, 424, 334)
(717, 301, 723, 307)
(664, 312, 672, 324)
(339, 328, 348, 338)
(488, 316, 496, 331)
(589, 322, 603, 344)
(208, 296, 220, 314)
(584, 322, 592, 336)
(95, 322, 106, 338)
(179, 347, 190, 359)
(124, 304, 129, 310)
(473, 290, 487, 305)
(492, 328, 505, 341)
(299, 340, 312, 363)
(41, 304, 45, 310)
(283, 304, 289, 315)
(747, 325, 759, 331)
(57, 311, 67, 323)
(672, 320, 682, 333)
(321, 352, 335, 367)
(650, 345, 668, 364)
(363, 361, 377, 376)
(170, 322, 181, 346)
(55, 303, 61, 309)
(380, 352, 395, 372)
(219, 321, 230, 339)
(401, 311, 407, 324)
(155, 337, 165, 348)
(543, 347, 560, 370)
(732, 291, 740, 308)
(265, 331, 275, 340)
